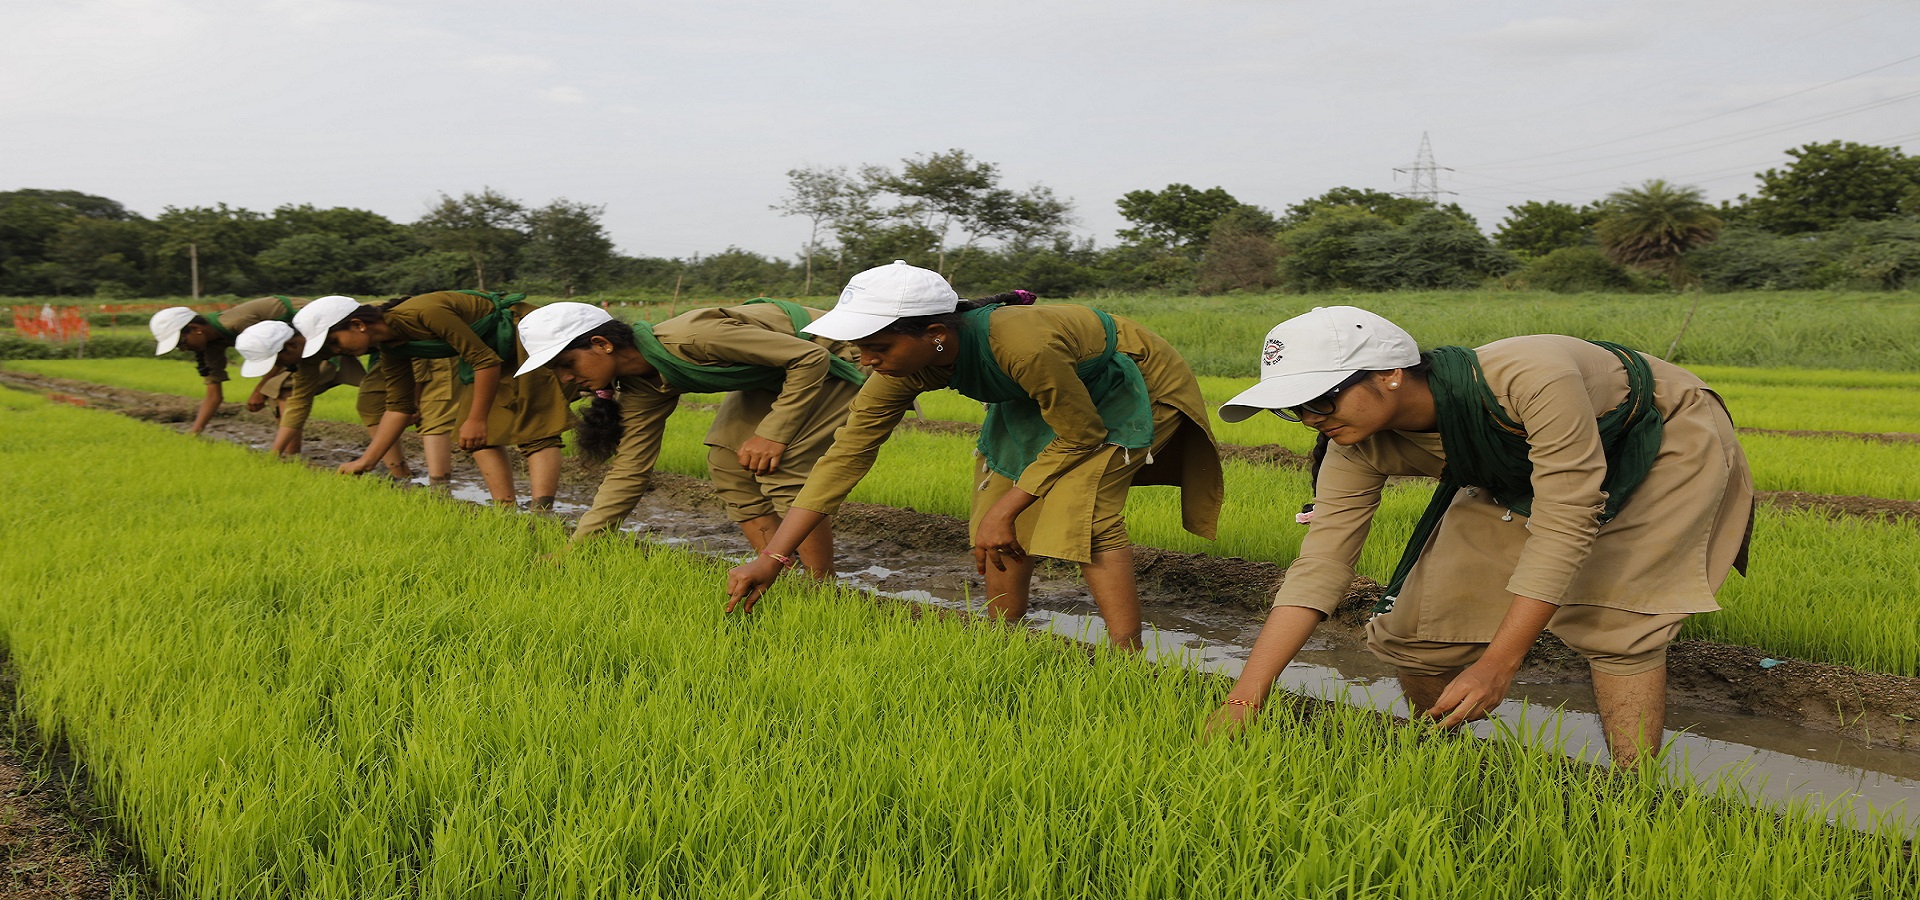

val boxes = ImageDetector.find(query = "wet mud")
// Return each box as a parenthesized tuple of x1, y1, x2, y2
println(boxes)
(5, 369, 1920, 834)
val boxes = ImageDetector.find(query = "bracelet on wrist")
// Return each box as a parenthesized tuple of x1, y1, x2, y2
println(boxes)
(1225, 697, 1261, 711)
(763, 552, 797, 570)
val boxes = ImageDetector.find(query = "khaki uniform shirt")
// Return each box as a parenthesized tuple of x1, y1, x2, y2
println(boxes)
(792, 305, 1225, 552)
(200, 296, 302, 384)
(375, 292, 511, 414)
(575, 304, 864, 538)
(1275, 335, 1754, 629)
(279, 354, 368, 431)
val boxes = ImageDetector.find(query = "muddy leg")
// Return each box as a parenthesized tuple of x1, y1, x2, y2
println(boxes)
(794, 522, 835, 581)
(983, 555, 1037, 622)
(371, 426, 412, 479)
(1591, 665, 1667, 767)
(423, 433, 454, 482)
(1079, 546, 1143, 650)
(1396, 667, 1468, 719)
(525, 446, 561, 508)
(471, 447, 517, 505)
(739, 515, 778, 553)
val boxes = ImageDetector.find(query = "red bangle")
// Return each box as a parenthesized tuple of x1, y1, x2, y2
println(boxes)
(1225, 697, 1261, 710)
(764, 552, 796, 569)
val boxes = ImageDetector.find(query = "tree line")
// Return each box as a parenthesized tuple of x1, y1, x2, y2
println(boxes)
(3, 140, 1916, 301)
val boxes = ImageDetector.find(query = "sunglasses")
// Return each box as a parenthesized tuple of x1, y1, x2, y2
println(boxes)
(1273, 371, 1371, 422)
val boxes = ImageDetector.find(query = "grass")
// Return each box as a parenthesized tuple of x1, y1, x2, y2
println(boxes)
(0, 388, 1914, 898)
(10, 358, 1920, 672)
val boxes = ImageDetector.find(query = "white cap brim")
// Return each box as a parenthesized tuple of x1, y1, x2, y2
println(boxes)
(801, 307, 899, 341)
(155, 332, 183, 355)
(1219, 370, 1355, 423)
(240, 357, 279, 378)
(515, 344, 561, 377)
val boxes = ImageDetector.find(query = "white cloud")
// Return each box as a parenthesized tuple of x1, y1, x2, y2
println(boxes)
(542, 85, 588, 105)
(1465, 15, 1644, 57)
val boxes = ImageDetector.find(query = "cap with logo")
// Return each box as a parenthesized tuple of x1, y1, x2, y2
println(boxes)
(1219, 306, 1420, 423)
(149, 307, 198, 355)
(293, 295, 364, 358)
(236, 321, 298, 378)
(802, 260, 958, 341)
(515, 302, 614, 376)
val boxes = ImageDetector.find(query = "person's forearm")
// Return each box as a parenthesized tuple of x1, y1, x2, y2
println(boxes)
(985, 486, 1038, 524)
(1477, 595, 1558, 671)
(355, 411, 413, 466)
(1227, 606, 1326, 705)
(762, 508, 829, 558)
(467, 365, 501, 423)
(190, 384, 223, 432)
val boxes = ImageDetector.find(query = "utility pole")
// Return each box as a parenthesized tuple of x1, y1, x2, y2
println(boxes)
(189, 243, 200, 301)
(1393, 132, 1456, 204)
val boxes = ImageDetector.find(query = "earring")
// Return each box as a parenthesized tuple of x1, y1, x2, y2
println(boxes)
(934, 340, 945, 353)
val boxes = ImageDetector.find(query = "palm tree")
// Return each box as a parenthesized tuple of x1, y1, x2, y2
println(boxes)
(1595, 179, 1724, 356)
(1596, 179, 1722, 283)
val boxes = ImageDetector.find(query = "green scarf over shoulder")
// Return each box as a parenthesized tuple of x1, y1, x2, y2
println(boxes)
(377, 290, 524, 384)
(946, 304, 1154, 480)
(627, 298, 866, 394)
(1375, 341, 1663, 614)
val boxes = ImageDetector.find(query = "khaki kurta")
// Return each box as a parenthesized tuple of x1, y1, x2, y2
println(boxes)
(792, 304, 1225, 563)
(198, 296, 304, 384)
(280, 354, 370, 431)
(374, 291, 569, 449)
(1274, 335, 1754, 640)
(574, 304, 865, 538)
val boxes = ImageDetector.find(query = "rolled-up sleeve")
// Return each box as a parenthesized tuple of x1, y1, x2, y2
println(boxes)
(687, 324, 838, 446)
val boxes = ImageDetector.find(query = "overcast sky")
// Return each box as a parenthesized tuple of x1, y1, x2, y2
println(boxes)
(6, 0, 1917, 261)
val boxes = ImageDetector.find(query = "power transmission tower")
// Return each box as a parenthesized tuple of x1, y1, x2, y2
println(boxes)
(1394, 132, 1455, 204)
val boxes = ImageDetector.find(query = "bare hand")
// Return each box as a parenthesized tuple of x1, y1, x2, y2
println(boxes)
(1202, 701, 1260, 741)
(338, 458, 375, 476)
(458, 417, 489, 452)
(725, 556, 785, 613)
(1426, 660, 1518, 728)
(736, 436, 788, 475)
(245, 392, 267, 412)
(971, 515, 1026, 574)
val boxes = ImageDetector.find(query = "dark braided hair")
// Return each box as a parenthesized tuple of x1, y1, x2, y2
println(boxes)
(874, 290, 1037, 338)
(562, 320, 639, 464)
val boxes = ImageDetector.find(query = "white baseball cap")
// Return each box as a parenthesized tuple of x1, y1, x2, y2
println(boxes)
(150, 307, 197, 355)
(293, 295, 362, 358)
(1219, 306, 1421, 423)
(803, 260, 958, 341)
(515, 302, 613, 376)
(236, 321, 298, 378)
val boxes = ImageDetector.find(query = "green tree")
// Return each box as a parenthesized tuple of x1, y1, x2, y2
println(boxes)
(1278, 186, 1473, 229)
(1743, 141, 1920, 235)
(1195, 206, 1282, 294)
(771, 166, 854, 295)
(1350, 210, 1517, 289)
(1494, 200, 1599, 257)
(1277, 206, 1397, 290)
(147, 204, 276, 296)
(1116, 184, 1263, 257)
(0, 190, 143, 294)
(522, 200, 616, 297)
(1595, 179, 1722, 284)
(415, 188, 527, 290)
(868, 149, 1073, 280)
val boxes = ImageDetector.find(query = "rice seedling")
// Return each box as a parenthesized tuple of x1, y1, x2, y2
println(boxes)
(1, 389, 1914, 898)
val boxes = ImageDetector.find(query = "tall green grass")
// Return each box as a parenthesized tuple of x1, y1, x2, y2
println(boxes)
(0, 389, 1913, 898)
(10, 359, 1920, 671)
